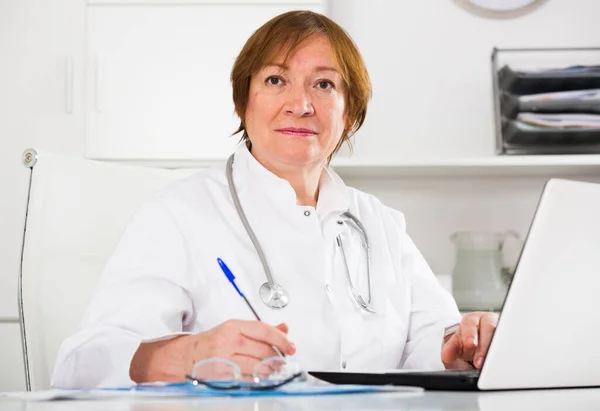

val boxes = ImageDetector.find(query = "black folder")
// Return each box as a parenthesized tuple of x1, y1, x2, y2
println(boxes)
(498, 65, 600, 95)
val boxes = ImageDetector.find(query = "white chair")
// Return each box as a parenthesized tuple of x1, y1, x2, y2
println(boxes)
(18, 149, 196, 391)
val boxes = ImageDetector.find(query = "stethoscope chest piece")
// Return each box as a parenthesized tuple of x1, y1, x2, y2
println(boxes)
(259, 282, 289, 309)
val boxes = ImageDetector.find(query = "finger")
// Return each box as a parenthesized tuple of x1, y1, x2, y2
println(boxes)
(441, 331, 461, 365)
(231, 355, 291, 383)
(230, 354, 263, 379)
(237, 320, 296, 356)
(442, 314, 481, 365)
(473, 313, 498, 369)
(275, 323, 289, 334)
(457, 314, 480, 361)
(212, 325, 280, 359)
(235, 336, 280, 360)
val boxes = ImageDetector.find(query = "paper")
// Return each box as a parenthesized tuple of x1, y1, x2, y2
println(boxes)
(517, 113, 600, 129)
(519, 89, 600, 102)
(1, 382, 423, 402)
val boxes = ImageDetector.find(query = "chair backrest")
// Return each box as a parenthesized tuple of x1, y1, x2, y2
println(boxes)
(19, 149, 197, 391)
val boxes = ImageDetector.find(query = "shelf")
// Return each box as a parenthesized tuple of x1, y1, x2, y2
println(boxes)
(88, 154, 600, 178)
(330, 154, 600, 178)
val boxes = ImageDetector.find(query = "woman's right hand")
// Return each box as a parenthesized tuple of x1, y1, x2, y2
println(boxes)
(129, 320, 295, 383)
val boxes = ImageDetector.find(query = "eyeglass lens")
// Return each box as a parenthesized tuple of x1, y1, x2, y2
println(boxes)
(188, 356, 305, 390)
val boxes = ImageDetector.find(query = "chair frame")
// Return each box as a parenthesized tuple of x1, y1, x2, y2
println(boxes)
(17, 148, 39, 391)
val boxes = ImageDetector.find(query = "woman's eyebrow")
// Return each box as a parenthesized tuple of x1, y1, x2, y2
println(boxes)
(262, 63, 339, 75)
(314, 66, 338, 74)
(263, 63, 288, 71)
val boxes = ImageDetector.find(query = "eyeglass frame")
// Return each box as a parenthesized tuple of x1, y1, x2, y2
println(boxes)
(184, 356, 306, 391)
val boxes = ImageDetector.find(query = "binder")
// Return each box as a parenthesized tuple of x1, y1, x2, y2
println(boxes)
(501, 119, 600, 155)
(500, 92, 600, 119)
(498, 65, 600, 95)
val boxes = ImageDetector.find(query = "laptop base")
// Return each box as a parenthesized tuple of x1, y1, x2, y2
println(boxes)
(308, 370, 481, 391)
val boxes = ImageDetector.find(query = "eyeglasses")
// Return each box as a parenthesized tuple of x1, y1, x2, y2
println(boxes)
(185, 356, 306, 391)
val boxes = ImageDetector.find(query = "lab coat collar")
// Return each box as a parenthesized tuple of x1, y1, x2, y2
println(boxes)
(232, 144, 350, 219)
(317, 164, 351, 221)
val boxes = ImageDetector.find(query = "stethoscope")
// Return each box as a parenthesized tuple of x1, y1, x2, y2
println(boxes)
(226, 153, 376, 314)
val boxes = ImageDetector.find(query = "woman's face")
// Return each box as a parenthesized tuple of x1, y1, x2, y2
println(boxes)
(244, 35, 346, 172)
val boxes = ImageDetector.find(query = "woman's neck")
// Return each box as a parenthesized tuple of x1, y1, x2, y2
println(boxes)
(281, 169, 322, 207)
(249, 147, 324, 207)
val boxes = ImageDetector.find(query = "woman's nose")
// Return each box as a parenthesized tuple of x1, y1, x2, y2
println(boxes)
(284, 87, 315, 117)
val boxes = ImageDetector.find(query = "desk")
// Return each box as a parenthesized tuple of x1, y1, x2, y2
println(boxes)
(2, 389, 600, 411)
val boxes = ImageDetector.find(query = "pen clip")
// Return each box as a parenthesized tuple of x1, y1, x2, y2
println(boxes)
(217, 258, 244, 297)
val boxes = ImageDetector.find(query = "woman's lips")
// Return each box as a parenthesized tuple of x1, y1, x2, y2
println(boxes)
(276, 127, 317, 137)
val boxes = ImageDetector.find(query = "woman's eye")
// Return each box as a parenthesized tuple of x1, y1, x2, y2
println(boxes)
(317, 80, 334, 90)
(266, 76, 283, 86)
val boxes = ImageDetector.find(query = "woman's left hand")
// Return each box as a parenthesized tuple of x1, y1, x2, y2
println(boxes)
(441, 312, 499, 369)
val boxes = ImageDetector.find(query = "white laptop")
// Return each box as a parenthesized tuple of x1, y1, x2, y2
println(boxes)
(310, 178, 600, 390)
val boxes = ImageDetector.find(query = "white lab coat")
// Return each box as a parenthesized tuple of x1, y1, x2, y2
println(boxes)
(52, 144, 460, 388)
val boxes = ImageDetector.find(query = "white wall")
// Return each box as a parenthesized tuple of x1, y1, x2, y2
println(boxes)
(346, 173, 600, 278)
(325, 0, 600, 276)
(330, 0, 600, 160)
(1, 0, 600, 391)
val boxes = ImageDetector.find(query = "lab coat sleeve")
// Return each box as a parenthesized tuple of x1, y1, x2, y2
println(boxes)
(389, 210, 461, 370)
(51, 197, 197, 389)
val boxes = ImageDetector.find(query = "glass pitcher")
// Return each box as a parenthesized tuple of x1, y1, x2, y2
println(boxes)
(450, 231, 521, 311)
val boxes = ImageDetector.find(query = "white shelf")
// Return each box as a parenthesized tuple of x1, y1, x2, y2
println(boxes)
(331, 154, 600, 178)
(88, 154, 600, 178)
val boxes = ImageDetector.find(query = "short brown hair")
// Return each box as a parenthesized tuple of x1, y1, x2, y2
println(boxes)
(230, 10, 372, 160)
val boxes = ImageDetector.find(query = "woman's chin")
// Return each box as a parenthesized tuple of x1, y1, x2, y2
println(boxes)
(278, 150, 326, 168)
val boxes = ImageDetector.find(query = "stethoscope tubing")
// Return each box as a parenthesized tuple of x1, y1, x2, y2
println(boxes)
(226, 154, 279, 293)
(225, 153, 375, 313)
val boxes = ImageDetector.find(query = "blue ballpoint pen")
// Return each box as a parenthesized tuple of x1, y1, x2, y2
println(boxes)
(217, 258, 286, 358)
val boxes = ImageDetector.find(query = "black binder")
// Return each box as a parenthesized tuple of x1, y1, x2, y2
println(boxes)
(501, 119, 600, 155)
(498, 65, 600, 95)
(500, 92, 600, 119)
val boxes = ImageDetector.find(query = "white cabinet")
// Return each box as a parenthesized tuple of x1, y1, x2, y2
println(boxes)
(0, 323, 25, 392)
(85, 1, 325, 161)
(0, 0, 86, 319)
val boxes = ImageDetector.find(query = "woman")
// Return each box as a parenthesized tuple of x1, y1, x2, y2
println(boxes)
(52, 10, 497, 388)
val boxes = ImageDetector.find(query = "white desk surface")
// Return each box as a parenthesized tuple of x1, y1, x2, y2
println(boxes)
(2, 389, 600, 411)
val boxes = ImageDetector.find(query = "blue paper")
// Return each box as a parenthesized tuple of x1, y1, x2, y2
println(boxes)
(126, 381, 395, 397)
(2, 383, 423, 402)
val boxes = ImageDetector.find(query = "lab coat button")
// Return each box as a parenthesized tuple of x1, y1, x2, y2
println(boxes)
(303, 210, 311, 217)
(342, 360, 347, 369)
(325, 284, 332, 293)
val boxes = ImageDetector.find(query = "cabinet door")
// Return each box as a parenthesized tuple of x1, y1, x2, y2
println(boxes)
(85, 1, 325, 161)
(0, 0, 85, 320)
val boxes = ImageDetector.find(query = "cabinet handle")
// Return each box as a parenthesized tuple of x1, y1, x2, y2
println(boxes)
(65, 56, 74, 114)
(95, 55, 103, 113)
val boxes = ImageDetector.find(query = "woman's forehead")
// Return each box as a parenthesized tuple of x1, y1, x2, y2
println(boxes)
(259, 35, 338, 72)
